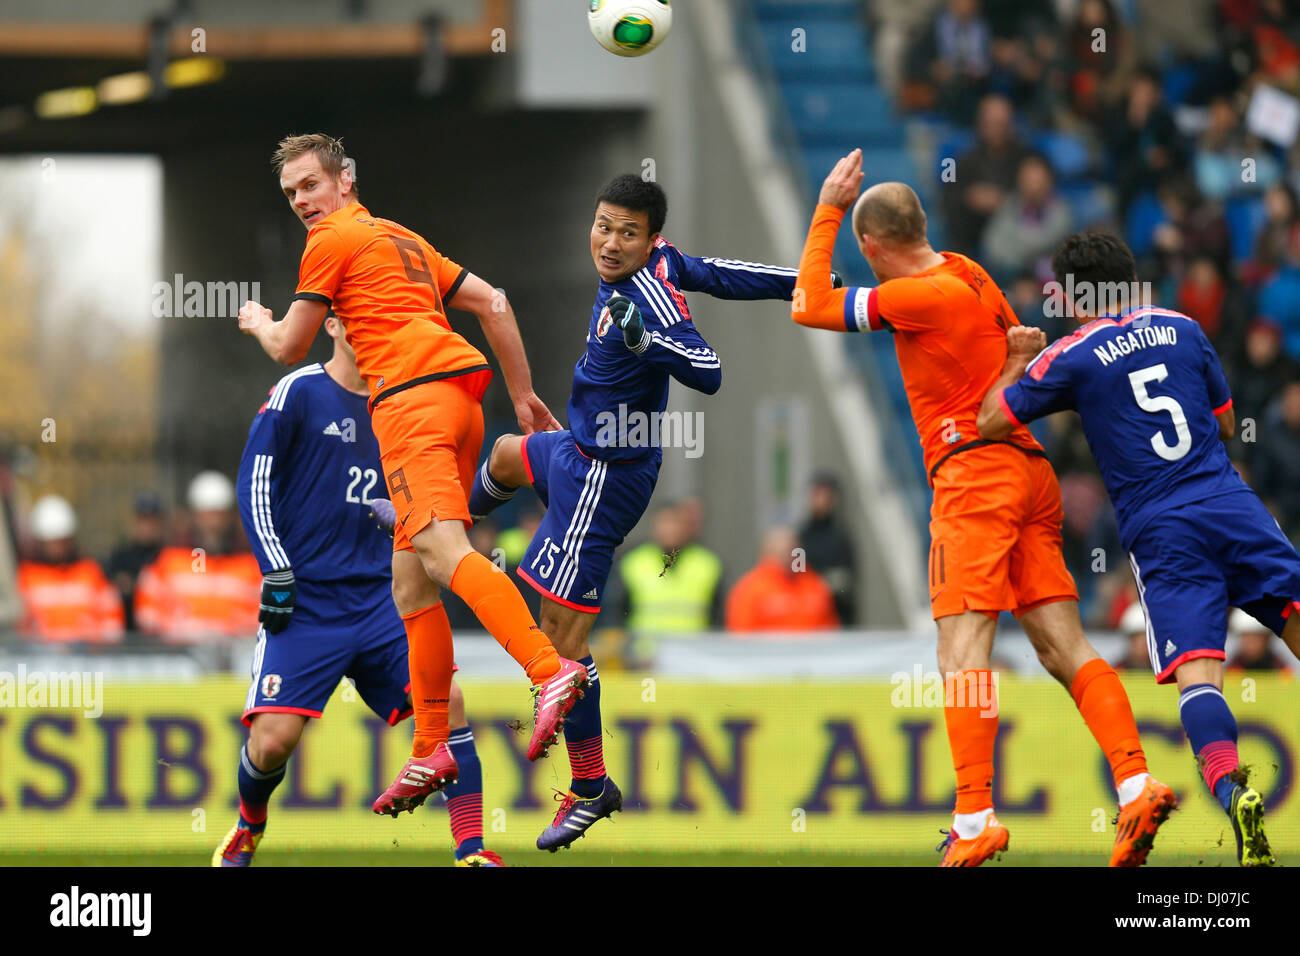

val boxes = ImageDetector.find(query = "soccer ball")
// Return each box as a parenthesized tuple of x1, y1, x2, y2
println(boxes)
(588, 0, 672, 57)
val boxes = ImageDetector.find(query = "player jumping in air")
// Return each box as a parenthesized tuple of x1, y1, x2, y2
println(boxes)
(215, 314, 504, 867)
(468, 174, 805, 851)
(978, 231, 1300, 866)
(238, 134, 586, 819)
(792, 149, 1174, 867)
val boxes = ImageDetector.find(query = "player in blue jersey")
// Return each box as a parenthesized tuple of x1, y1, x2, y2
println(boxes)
(214, 315, 503, 868)
(977, 231, 1300, 866)
(468, 174, 806, 850)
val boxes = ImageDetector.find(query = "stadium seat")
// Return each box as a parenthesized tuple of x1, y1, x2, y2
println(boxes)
(1059, 180, 1115, 229)
(784, 82, 901, 146)
(1030, 130, 1091, 182)
(1225, 195, 1268, 264)
(934, 130, 976, 179)
(760, 19, 872, 83)
(1124, 191, 1166, 257)
(751, 0, 862, 19)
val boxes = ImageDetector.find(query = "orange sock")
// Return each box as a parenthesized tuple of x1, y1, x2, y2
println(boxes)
(1071, 657, 1148, 786)
(943, 669, 999, 814)
(404, 601, 454, 758)
(449, 551, 560, 683)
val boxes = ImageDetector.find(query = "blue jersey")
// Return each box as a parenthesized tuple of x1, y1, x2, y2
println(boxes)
(1001, 306, 1245, 549)
(568, 237, 797, 461)
(236, 363, 392, 583)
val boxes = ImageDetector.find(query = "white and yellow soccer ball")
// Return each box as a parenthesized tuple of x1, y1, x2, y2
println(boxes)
(588, 0, 672, 57)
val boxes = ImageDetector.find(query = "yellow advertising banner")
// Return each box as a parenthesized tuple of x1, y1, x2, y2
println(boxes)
(1, 674, 1296, 857)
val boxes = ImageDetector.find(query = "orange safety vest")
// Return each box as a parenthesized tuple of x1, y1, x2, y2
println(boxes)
(134, 546, 262, 643)
(16, 558, 124, 644)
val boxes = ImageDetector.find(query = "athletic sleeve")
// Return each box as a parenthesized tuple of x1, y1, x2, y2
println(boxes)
(792, 204, 857, 331)
(623, 266, 722, 394)
(295, 222, 350, 306)
(424, 241, 469, 305)
(666, 243, 799, 301)
(236, 386, 298, 574)
(1197, 325, 1233, 414)
(1000, 344, 1077, 427)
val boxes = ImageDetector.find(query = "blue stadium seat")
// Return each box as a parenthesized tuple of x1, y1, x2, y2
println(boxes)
(1225, 195, 1268, 264)
(1124, 191, 1166, 257)
(934, 130, 976, 179)
(751, 0, 862, 19)
(1162, 63, 1201, 108)
(1030, 130, 1091, 182)
(760, 19, 872, 82)
(784, 82, 901, 146)
(1059, 180, 1115, 229)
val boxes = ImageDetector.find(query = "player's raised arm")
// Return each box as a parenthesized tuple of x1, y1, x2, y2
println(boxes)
(976, 326, 1051, 439)
(239, 298, 329, 366)
(609, 294, 721, 395)
(793, 149, 864, 332)
(667, 244, 807, 302)
(446, 272, 561, 434)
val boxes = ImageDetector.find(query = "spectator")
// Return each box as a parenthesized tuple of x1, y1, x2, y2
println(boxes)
(1252, 380, 1300, 542)
(1112, 601, 1151, 671)
(797, 473, 858, 626)
(105, 489, 166, 634)
(1175, 255, 1250, 345)
(1258, 246, 1300, 361)
(1249, 182, 1300, 279)
(1102, 70, 1184, 216)
(1195, 96, 1281, 202)
(1063, 0, 1137, 121)
(940, 93, 1032, 254)
(725, 527, 838, 633)
(1151, 177, 1231, 281)
(16, 494, 123, 644)
(872, 0, 947, 98)
(931, 0, 994, 123)
(616, 502, 723, 634)
(1226, 320, 1296, 454)
(135, 471, 261, 644)
(1226, 608, 1292, 673)
(981, 153, 1074, 280)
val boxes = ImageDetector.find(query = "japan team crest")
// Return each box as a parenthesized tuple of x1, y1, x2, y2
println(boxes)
(596, 304, 614, 338)
(260, 674, 282, 698)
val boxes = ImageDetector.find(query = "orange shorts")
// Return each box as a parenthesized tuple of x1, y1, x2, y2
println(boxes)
(928, 443, 1078, 620)
(370, 377, 485, 551)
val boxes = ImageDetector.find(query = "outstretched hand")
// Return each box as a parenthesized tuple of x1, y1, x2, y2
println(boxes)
(819, 148, 864, 212)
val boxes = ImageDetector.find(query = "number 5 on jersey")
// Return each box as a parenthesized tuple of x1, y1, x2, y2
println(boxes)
(1128, 363, 1192, 462)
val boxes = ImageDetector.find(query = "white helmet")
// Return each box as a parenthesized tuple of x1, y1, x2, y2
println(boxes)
(1118, 602, 1147, 635)
(30, 494, 77, 542)
(187, 470, 235, 512)
(1228, 608, 1269, 636)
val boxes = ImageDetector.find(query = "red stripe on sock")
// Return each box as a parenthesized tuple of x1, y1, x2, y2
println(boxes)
(239, 799, 267, 825)
(566, 736, 606, 780)
(1198, 740, 1239, 795)
(445, 793, 483, 846)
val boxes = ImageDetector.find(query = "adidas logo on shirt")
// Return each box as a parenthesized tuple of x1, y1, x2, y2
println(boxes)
(1165, 640, 1176, 657)
(583, 589, 598, 600)
(322, 421, 342, 437)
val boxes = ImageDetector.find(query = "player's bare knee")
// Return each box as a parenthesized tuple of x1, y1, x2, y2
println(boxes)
(489, 433, 528, 487)
(248, 718, 301, 770)
(1282, 611, 1300, 658)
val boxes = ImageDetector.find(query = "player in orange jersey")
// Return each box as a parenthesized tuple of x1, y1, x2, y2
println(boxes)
(791, 149, 1175, 867)
(237, 133, 587, 817)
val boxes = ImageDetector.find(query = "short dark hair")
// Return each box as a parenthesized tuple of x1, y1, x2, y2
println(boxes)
(595, 174, 667, 236)
(1051, 231, 1137, 289)
(852, 182, 927, 245)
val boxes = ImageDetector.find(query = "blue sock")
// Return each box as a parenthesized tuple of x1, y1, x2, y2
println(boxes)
(443, 724, 485, 860)
(468, 459, 515, 520)
(237, 743, 286, 830)
(1178, 683, 1240, 812)
(563, 656, 605, 799)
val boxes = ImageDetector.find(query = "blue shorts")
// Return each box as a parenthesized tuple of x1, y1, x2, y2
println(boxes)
(517, 429, 659, 612)
(1128, 488, 1300, 684)
(243, 576, 413, 726)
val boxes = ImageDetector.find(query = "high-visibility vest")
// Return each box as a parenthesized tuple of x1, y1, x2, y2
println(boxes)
(619, 542, 722, 634)
(16, 559, 124, 644)
(134, 546, 262, 643)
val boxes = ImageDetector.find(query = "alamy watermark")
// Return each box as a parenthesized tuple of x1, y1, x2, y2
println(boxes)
(151, 273, 262, 318)
(890, 665, 999, 718)
(1043, 275, 1154, 319)
(593, 403, 704, 459)
(0, 664, 103, 718)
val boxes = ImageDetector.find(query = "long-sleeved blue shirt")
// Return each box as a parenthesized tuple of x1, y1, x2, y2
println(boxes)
(236, 363, 392, 583)
(569, 237, 798, 461)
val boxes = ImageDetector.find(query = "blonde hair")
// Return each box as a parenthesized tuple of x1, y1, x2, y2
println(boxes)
(272, 133, 357, 197)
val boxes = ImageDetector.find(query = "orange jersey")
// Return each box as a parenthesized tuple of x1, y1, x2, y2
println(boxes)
(794, 204, 1043, 480)
(295, 202, 492, 411)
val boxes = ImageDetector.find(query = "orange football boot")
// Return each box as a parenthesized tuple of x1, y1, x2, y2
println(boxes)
(937, 813, 1010, 867)
(1110, 776, 1177, 867)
